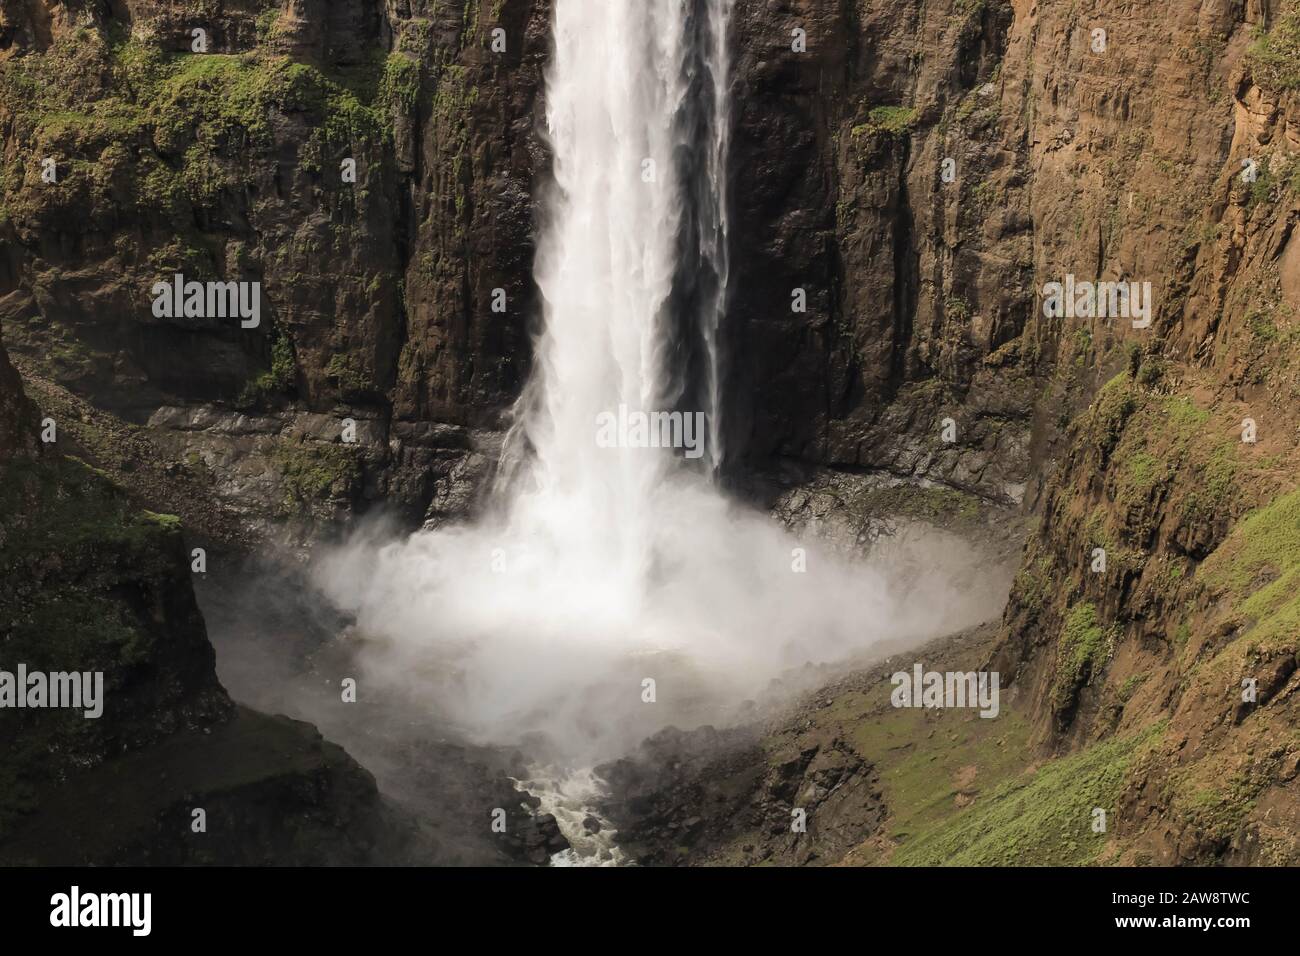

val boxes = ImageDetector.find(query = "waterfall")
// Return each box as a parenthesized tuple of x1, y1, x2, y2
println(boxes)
(496, 0, 714, 593)
(680, 0, 733, 476)
(701, 0, 733, 474)
(317, 0, 983, 773)
(499, 0, 733, 547)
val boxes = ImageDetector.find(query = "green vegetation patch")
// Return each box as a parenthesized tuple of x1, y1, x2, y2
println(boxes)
(890, 722, 1165, 866)
(380, 53, 422, 112)
(1172, 772, 1261, 847)
(848, 483, 985, 528)
(324, 353, 372, 396)
(1197, 487, 1300, 653)
(1087, 372, 1139, 458)
(0, 25, 402, 223)
(1180, 440, 1242, 528)
(1010, 553, 1053, 618)
(1117, 672, 1148, 702)
(1050, 602, 1113, 712)
(817, 683, 1032, 857)
(1247, 1, 1300, 91)
(853, 105, 918, 138)
(238, 331, 296, 405)
(271, 439, 361, 512)
(1083, 376, 1245, 539)
(431, 64, 481, 222)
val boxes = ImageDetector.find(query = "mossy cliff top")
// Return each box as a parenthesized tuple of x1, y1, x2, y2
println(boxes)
(0, 23, 410, 231)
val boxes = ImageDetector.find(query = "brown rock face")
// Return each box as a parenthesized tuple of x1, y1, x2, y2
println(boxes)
(726, 0, 1031, 504)
(981, 0, 1300, 863)
(0, 0, 552, 537)
(722, 0, 1299, 863)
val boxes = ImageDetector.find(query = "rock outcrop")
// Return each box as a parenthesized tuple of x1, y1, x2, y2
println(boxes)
(0, 325, 415, 864)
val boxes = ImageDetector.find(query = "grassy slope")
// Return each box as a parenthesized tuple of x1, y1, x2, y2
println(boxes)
(886, 722, 1163, 866)
(823, 673, 1162, 866)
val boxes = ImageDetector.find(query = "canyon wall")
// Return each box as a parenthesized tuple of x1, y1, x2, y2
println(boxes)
(744, 0, 1300, 863)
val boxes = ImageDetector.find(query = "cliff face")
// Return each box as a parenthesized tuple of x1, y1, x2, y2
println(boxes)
(727, 0, 1032, 505)
(0, 0, 551, 539)
(3, 0, 1300, 866)
(735, 0, 1300, 863)
(986, 0, 1300, 863)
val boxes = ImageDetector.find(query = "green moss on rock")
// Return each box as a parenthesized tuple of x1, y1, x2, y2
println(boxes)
(1089, 372, 1139, 458)
(1248, 2, 1300, 91)
(853, 105, 918, 138)
(0, 25, 401, 228)
(271, 439, 361, 513)
(1051, 602, 1113, 713)
(849, 482, 985, 527)
(1197, 487, 1300, 654)
(238, 331, 296, 405)
(324, 353, 372, 397)
(380, 53, 422, 112)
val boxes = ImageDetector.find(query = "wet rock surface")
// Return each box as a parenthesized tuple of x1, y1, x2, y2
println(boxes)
(597, 719, 885, 866)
